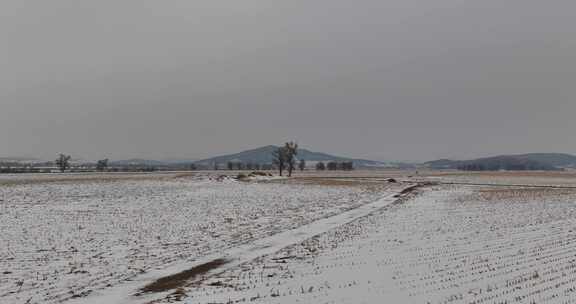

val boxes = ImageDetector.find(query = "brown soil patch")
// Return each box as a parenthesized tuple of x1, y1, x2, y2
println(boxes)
(139, 259, 229, 294)
(289, 177, 388, 187)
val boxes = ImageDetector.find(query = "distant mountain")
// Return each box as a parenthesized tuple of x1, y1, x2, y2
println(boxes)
(195, 145, 388, 168)
(513, 153, 576, 168)
(425, 153, 576, 171)
(424, 159, 461, 170)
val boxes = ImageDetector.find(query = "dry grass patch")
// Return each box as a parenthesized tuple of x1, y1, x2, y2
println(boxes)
(288, 177, 385, 187)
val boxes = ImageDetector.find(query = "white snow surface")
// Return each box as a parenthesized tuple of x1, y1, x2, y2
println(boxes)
(7, 172, 576, 304)
(178, 185, 576, 304)
(0, 175, 396, 304)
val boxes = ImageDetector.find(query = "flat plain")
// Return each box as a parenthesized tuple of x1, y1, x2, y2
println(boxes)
(3, 170, 576, 304)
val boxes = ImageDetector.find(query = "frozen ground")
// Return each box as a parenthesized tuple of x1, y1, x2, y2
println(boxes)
(0, 174, 399, 304)
(5, 171, 576, 304)
(177, 184, 576, 304)
(418, 171, 576, 187)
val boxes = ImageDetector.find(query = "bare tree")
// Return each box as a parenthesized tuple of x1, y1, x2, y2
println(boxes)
(299, 159, 306, 171)
(272, 147, 287, 176)
(344, 161, 354, 171)
(284, 142, 298, 177)
(96, 159, 109, 172)
(55, 154, 71, 172)
(327, 161, 338, 171)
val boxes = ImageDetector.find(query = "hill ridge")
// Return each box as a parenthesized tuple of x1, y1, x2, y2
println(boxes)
(194, 145, 387, 167)
(425, 153, 576, 170)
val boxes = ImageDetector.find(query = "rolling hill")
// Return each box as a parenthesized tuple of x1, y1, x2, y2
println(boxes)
(194, 145, 387, 168)
(425, 153, 576, 171)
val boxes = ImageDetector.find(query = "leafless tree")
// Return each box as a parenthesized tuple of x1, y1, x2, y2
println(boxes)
(96, 159, 109, 171)
(56, 154, 71, 172)
(344, 161, 354, 171)
(284, 142, 298, 177)
(327, 161, 338, 171)
(272, 147, 287, 176)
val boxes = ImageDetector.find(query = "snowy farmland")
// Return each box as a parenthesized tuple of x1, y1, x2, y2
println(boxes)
(177, 183, 576, 304)
(0, 173, 399, 304)
(4, 172, 576, 304)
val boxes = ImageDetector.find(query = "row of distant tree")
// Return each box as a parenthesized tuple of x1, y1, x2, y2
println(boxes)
(315, 161, 354, 171)
(225, 162, 275, 171)
(0, 151, 355, 174)
(457, 162, 556, 171)
(455, 156, 560, 171)
(209, 159, 356, 173)
(55, 154, 112, 172)
(0, 155, 156, 173)
(269, 142, 355, 176)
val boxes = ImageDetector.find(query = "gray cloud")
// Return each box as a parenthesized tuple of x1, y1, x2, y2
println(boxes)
(2, 0, 575, 161)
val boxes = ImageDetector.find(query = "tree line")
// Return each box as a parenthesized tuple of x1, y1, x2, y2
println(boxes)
(226, 162, 275, 171)
(271, 143, 355, 176)
(456, 159, 557, 171)
(1, 148, 354, 175)
(315, 161, 354, 171)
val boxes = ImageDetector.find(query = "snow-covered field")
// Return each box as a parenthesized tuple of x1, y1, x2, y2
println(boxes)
(420, 171, 576, 187)
(177, 184, 576, 304)
(0, 174, 397, 304)
(4, 171, 576, 304)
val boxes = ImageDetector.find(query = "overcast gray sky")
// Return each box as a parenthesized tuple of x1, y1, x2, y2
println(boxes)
(1, 0, 575, 161)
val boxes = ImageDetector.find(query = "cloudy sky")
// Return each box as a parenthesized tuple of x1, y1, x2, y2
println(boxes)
(1, 0, 575, 161)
